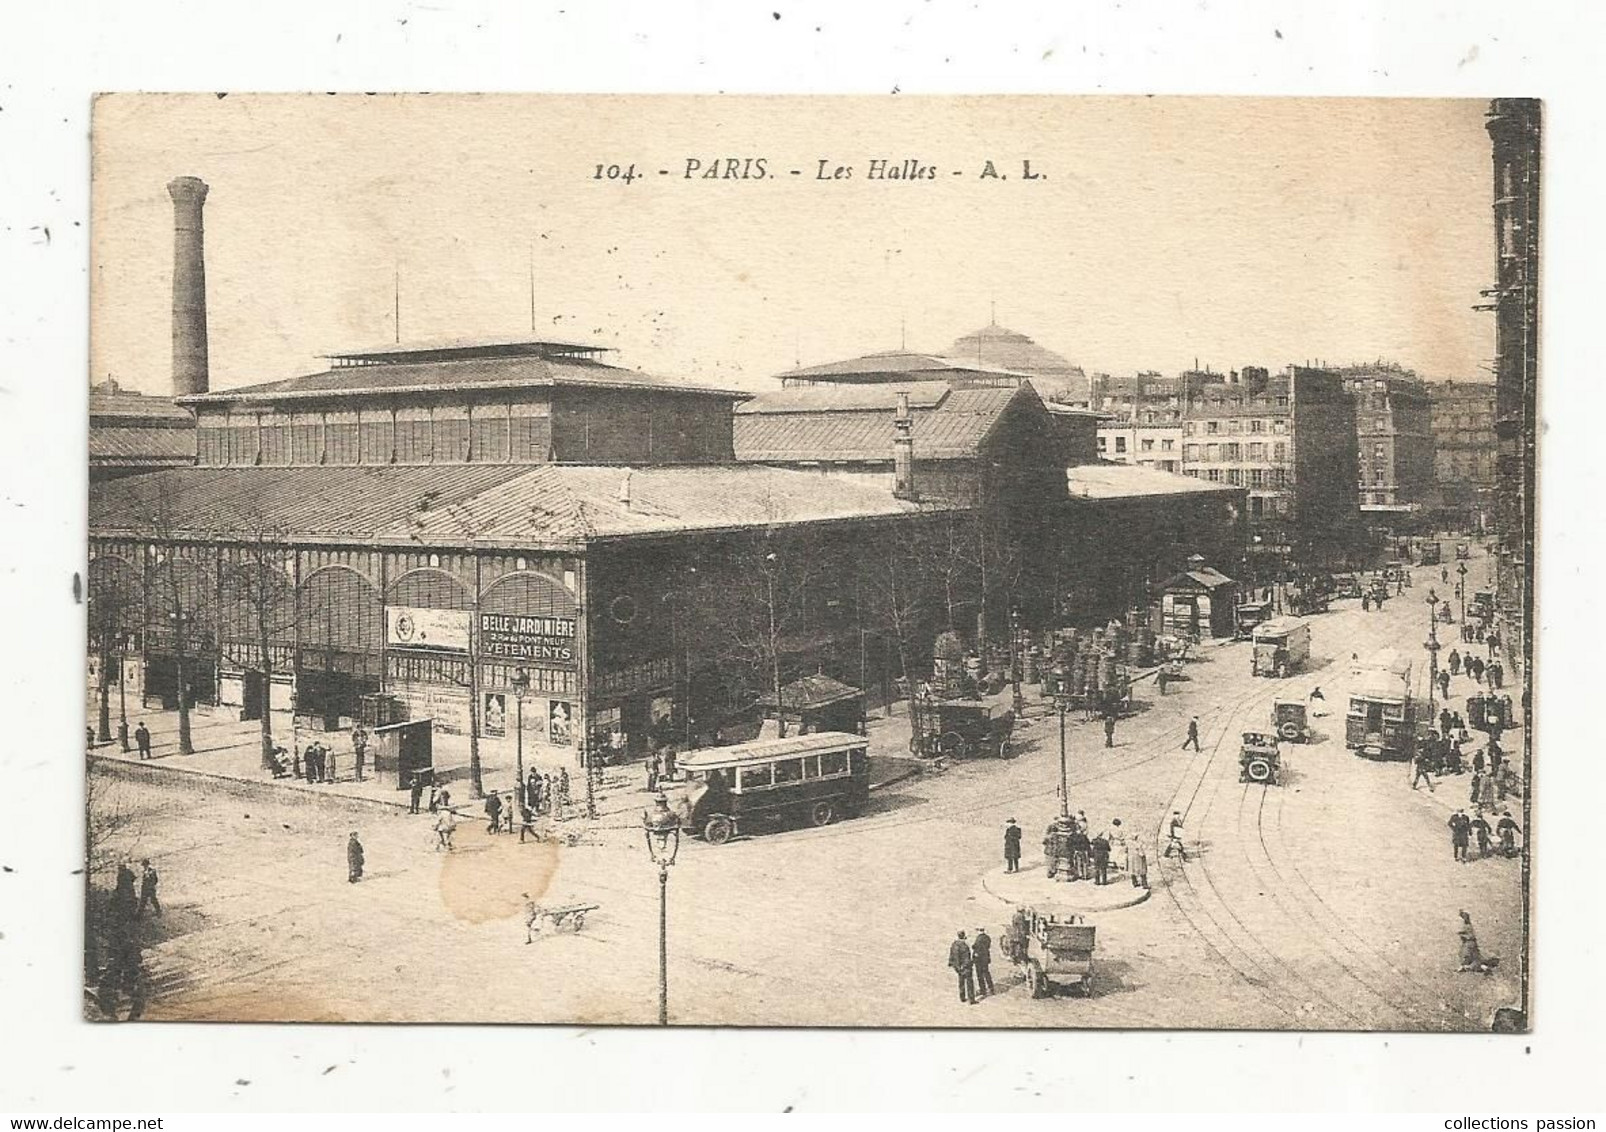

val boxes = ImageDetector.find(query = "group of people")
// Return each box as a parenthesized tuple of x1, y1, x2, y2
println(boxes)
(1447, 806, 1522, 862)
(265, 725, 371, 784)
(1022, 810, 1153, 890)
(945, 926, 997, 1005)
(643, 747, 679, 793)
(94, 858, 162, 1020)
(1447, 647, 1504, 691)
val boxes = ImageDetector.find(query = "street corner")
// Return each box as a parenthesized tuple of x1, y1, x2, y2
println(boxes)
(980, 858, 1152, 914)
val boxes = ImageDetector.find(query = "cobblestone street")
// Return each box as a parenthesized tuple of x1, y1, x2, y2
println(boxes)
(92, 555, 1524, 1030)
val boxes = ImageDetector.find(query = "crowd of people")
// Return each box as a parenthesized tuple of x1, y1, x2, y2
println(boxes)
(1025, 810, 1153, 890)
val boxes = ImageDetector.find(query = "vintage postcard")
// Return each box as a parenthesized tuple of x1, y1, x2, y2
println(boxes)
(84, 94, 1537, 1029)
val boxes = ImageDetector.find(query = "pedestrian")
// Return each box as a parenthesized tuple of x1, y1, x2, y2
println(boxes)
(645, 754, 659, 793)
(1479, 772, 1497, 812)
(947, 931, 976, 1005)
(1069, 825, 1091, 881)
(1449, 649, 1461, 677)
(1103, 713, 1116, 749)
(1469, 771, 1482, 807)
(1497, 810, 1521, 857)
(324, 744, 338, 783)
(1439, 708, 1453, 736)
(517, 802, 539, 843)
(136, 859, 161, 917)
(1472, 747, 1485, 776)
(134, 722, 152, 760)
(1449, 809, 1471, 862)
(1361, 593, 1371, 613)
(1470, 657, 1484, 685)
(1164, 811, 1186, 859)
(1490, 661, 1504, 690)
(972, 927, 995, 999)
(559, 767, 571, 804)
(1471, 811, 1493, 858)
(408, 773, 424, 814)
(1438, 669, 1451, 700)
(1456, 910, 1486, 972)
(1091, 832, 1111, 885)
(1182, 716, 1201, 752)
(1446, 738, 1464, 775)
(427, 781, 440, 813)
(1110, 817, 1129, 871)
(346, 831, 364, 883)
(1003, 818, 1022, 873)
(1442, 567, 1450, 584)
(1130, 839, 1149, 889)
(438, 786, 452, 812)
(1411, 747, 1436, 792)
(352, 724, 368, 782)
(663, 746, 678, 780)
(526, 769, 541, 812)
(485, 791, 504, 834)
(434, 808, 457, 852)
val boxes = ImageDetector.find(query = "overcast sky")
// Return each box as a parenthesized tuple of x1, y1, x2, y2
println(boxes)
(91, 94, 1497, 395)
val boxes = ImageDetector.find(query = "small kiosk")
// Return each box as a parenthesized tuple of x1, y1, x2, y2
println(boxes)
(758, 674, 867, 737)
(1158, 566, 1237, 640)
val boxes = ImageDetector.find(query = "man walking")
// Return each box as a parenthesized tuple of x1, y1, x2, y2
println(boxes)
(1103, 713, 1116, 749)
(972, 927, 995, 999)
(408, 773, 424, 815)
(1003, 818, 1022, 873)
(134, 722, 152, 760)
(1069, 823, 1091, 881)
(346, 831, 365, 883)
(1449, 649, 1461, 677)
(947, 930, 976, 1005)
(1182, 716, 1201, 752)
(484, 791, 504, 834)
(324, 744, 338, 783)
(1449, 809, 1471, 862)
(1411, 746, 1436, 792)
(351, 724, 368, 782)
(136, 859, 161, 918)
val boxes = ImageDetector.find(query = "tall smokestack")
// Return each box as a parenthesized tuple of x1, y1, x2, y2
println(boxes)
(892, 390, 916, 500)
(167, 176, 210, 396)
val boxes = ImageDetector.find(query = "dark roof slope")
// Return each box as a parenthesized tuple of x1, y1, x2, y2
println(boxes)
(776, 350, 1031, 384)
(89, 463, 957, 550)
(734, 384, 1022, 463)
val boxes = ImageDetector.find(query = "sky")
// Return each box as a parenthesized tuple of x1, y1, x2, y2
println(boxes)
(90, 94, 1497, 395)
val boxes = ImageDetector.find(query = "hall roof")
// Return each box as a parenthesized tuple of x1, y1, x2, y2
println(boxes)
(733, 382, 1024, 463)
(1066, 463, 1245, 500)
(177, 337, 749, 406)
(775, 350, 1032, 384)
(88, 463, 958, 551)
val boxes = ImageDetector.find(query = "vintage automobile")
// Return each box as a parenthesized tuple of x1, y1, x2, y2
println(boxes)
(1419, 541, 1443, 566)
(1271, 697, 1309, 742)
(1239, 730, 1283, 784)
(1234, 599, 1274, 640)
(1004, 905, 1097, 998)
(910, 696, 1015, 759)
(1456, 542, 1472, 561)
(1331, 573, 1364, 600)
(666, 731, 870, 845)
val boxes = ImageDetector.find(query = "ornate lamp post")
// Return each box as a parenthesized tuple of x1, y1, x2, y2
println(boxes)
(1424, 592, 1442, 715)
(510, 666, 530, 808)
(1009, 607, 1025, 716)
(1457, 561, 1469, 627)
(643, 794, 681, 1025)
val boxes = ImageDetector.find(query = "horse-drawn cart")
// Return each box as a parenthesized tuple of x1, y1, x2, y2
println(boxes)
(909, 695, 1016, 759)
(1004, 905, 1097, 998)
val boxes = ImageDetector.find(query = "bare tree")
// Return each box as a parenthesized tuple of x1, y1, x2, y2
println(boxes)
(219, 513, 297, 771)
(694, 523, 820, 738)
(86, 559, 137, 745)
(861, 512, 945, 721)
(137, 485, 205, 756)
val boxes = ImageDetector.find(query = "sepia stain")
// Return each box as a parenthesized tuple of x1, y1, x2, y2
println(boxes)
(152, 986, 354, 1023)
(438, 836, 560, 924)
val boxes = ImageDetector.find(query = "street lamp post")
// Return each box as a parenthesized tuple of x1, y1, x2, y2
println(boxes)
(1009, 608, 1025, 716)
(643, 793, 681, 1025)
(1051, 663, 1070, 818)
(1457, 561, 1469, 627)
(510, 666, 530, 809)
(1425, 593, 1441, 715)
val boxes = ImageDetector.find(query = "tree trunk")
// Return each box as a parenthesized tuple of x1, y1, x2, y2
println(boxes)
(257, 629, 276, 772)
(96, 630, 113, 744)
(174, 649, 194, 755)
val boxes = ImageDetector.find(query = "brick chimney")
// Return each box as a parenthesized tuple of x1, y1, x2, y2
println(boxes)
(892, 391, 917, 500)
(167, 176, 210, 396)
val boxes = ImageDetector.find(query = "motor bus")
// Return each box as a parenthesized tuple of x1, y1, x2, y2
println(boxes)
(1251, 617, 1311, 678)
(1346, 648, 1419, 759)
(664, 731, 870, 845)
